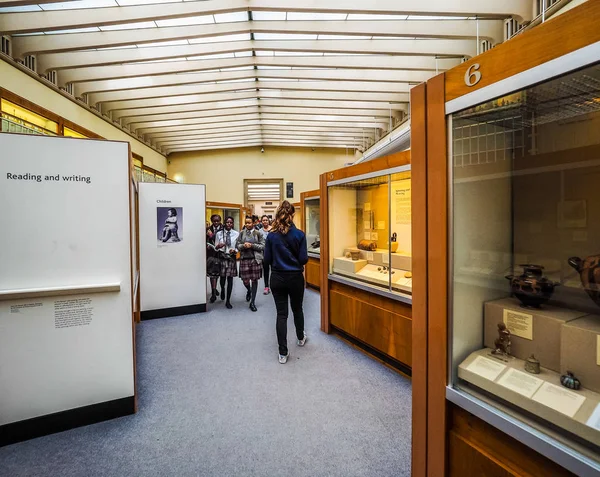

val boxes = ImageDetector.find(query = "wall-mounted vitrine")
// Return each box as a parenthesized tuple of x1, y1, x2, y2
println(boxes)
(328, 168, 412, 302)
(206, 202, 242, 231)
(320, 152, 412, 370)
(449, 60, 600, 469)
(300, 190, 321, 289)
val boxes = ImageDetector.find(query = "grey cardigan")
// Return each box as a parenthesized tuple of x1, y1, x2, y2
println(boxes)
(236, 228, 265, 263)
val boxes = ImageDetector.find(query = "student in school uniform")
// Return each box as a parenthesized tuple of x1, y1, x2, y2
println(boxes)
(214, 216, 239, 309)
(259, 215, 272, 295)
(236, 216, 265, 312)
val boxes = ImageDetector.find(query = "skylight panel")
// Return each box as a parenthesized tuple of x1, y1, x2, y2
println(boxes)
(214, 11, 248, 23)
(317, 35, 371, 40)
(45, 27, 100, 34)
(216, 79, 256, 84)
(188, 34, 251, 44)
(257, 66, 292, 70)
(137, 58, 184, 64)
(274, 51, 323, 57)
(221, 66, 255, 71)
(100, 22, 157, 31)
(251, 11, 286, 21)
(407, 15, 468, 20)
(254, 33, 318, 41)
(234, 51, 253, 58)
(117, 0, 181, 5)
(41, 0, 117, 11)
(0, 5, 42, 13)
(286, 12, 347, 21)
(346, 14, 409, 20)
(138, 40, 190, 48)
(255, 50, 274, 57)
(155, 15, 213, 27)
(186, 52, 236, 60)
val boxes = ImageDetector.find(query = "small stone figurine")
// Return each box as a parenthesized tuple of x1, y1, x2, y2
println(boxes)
(491, 322, 511, 359)
(524, 354, 541, 374)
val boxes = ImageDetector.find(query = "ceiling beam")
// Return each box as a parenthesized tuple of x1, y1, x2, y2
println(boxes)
(37, 39, 475, 73)
(112, 98, 406, 120)
(155, 130, 370, 145)
(0, 0, 531, 34)
(59, 56, 461, 85)
(89, 79, 410, 106)
(12, 19, 503, 57)
(102, 89, 410, 112)
(75, 68, 431, 97)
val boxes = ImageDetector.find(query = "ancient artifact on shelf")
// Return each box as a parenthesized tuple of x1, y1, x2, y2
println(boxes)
(568, 255, 600, 308)
(390, 232, 398, 253)
(524, 354, 541, 374)
(560, 371, 581, 390)
(310, 236, 320, 249)
(404, 272, 412, 278)
(505, 264, 559, 308)
(345, 252, 351, 259)
(357, 239, 377, 251)
(491, 322, 511, 359)
(350, 251, 360, 261)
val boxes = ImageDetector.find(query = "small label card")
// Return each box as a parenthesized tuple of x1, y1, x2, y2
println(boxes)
(363, 221, 371, 230)
(364, 232, 371, 240)
(377, 221, 385, 230)
(532, 382, 586, 418)
(466, 356, 507, 382)
(366, 252, 374, 261)
(364, 202, 371, 212)
(497, 368, 543, 398)
(503, 308, 533, 340)
(382, 253, 389, 265)
(586, 403, 600, 431)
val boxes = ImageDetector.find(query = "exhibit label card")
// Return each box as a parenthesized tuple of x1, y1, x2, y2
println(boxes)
(586, 403, 600, 431)
(503, 309, 533, 340)
(532, 382, 586, 418)
(466, 356, 506, 381)
(497, 368, 543, 398)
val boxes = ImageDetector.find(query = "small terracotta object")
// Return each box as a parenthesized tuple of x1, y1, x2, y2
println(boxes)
(357, 240, 377, 251)
(345, 252, 351, 259)
(505, 264, 559, 308)
(404, 272, 412, 278)
(524, 354, 540, 374)
(390, 233, 398, 253)
(560, 371, 581, 390)
(491, 322, 511, 358)
(350, 251, 360, 261)
(568, 255, 600, 309)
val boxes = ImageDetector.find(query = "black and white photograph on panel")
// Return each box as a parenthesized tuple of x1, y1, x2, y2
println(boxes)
(157, 207, 183, 245)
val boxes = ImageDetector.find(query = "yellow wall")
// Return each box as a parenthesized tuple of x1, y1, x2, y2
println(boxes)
(0, 59, 167, 172)
(168, 146, 355, 203)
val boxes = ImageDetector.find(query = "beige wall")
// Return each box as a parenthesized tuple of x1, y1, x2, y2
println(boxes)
(168, 145, 354, 203)
(0, 59, 167, 172)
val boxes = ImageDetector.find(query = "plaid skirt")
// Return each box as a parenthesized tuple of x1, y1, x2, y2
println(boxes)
(207, 256, 221, 277)
(239, 258, 262, 281)
(219, 257, 238, 277)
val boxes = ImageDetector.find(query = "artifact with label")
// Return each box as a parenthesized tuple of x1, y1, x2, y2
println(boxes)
(560, 371, 581, 390)
(568, 255, 600, 309)
(505, 264, 559, 308)
(525, 354, 541, 374)
(491, 322, 511, 360)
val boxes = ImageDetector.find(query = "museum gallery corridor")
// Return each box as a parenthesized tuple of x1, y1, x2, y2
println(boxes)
(0, 287, 412, 477)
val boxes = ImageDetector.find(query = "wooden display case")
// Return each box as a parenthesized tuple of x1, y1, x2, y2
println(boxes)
(320, 151, 412, 372)
(206, 201, 243, 230)
(412, 2, 600, 476)
(300, 189, 320, 290)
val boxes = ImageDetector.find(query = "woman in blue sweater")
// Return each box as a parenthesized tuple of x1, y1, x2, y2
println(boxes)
(263, 201, 309, 364)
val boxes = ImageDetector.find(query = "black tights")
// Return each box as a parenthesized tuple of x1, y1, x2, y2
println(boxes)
(243, 280, 259, 304)
(219, 276, 233, 302)
(263, 262, 270, 288)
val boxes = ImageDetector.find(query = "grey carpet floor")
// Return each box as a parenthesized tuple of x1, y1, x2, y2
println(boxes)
(0, 283, 412, 477)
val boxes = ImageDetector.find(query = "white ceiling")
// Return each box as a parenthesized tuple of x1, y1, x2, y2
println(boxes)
(0, 0, 533, 155)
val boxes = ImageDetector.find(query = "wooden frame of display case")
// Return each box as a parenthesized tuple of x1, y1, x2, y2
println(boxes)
(206, 201, 244, 229)
(319, 151, 414, 373)
(412, 2, 600, 476)
(300, 189, 320, 290)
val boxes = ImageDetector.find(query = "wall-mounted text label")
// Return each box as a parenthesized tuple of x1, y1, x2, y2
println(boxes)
(465, 63, 482, 87)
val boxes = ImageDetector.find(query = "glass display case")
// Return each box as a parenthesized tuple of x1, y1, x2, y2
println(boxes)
(206, 205, 241, 230)
(328, 167, 412, 301)
(450, 62, 600, 465)
(304, 196, 320, 258)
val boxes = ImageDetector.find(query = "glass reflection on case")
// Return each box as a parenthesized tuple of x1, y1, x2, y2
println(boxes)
(305, 197, 320, 256)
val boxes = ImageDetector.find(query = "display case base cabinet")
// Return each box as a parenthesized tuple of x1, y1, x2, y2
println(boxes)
(305, 257, 320, 289)
(328, 281, 411, 367)
(448, 405, 576, 477)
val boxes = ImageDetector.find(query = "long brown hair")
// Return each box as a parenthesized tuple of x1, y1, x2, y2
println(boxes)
(271, 200, 295, 235)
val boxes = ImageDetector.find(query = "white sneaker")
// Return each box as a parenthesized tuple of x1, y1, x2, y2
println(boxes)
(297, 332, 307, 347)
(279, 353, 289, 364)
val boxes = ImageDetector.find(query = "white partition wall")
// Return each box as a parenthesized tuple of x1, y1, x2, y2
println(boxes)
(139, 182, 206, 319)
(0, 134, 135, 445)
